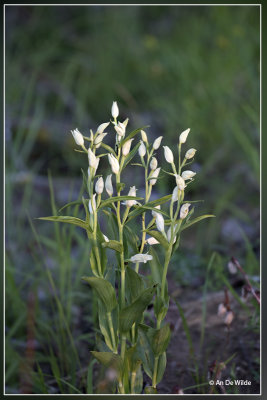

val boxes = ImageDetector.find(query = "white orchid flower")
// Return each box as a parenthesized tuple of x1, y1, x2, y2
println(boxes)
(122, 138, 134, 156)
(126, 186, 137, 207)
(150, 157, 158, 171)
(71, 128, 84, 147)
(88, 148, 99, 169)
(138, 141, 146, 157)
(153, 136, 163, 150)
(97, 122, 110, 134)
(180, 203, 191, 219)
(179, 128, 190, 144)
(155, 213, 165, 233)
(141, 130, 148, 143)
(88, 194, 96, 214)
(108, 154, 120, 175)
(95, 177, 104, 194)
(185, 148, 197, 159)
(163, 146, 174, 164)
(151, 205, 161, 218)
(150, 167, 161, 186)
(181, 170, 196, 180)
(175, 174, 186, 191)
(105, 174, 113, 196)
(146, 237, 159, 245)
(111, 101, 119, 119)
(130, 253, 153, 264)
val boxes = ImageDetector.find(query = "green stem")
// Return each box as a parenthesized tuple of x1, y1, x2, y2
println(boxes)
(131, 371, 137, 393)
(161, 247, 172, 301)
(152, 356, 159, 388)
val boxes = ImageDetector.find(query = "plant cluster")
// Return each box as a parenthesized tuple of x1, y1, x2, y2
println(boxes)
(40, 102, 214, 394)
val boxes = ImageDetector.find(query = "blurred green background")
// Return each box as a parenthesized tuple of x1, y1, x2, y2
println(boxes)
(5, 5, 260, 394)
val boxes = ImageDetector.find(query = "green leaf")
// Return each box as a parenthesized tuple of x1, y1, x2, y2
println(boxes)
(144, 230, 169, 250)
(100, 142, 116, 156)
(123, 142, 141, 168)
(98, 301, 114, 352)
(132, 364, 143, 394)
(151, 324, 171, 357)
(38, 216, 87, 230)
(119, 285, 157, 333)
(99, 195, 143, 210)
(156, 352, 167, 385)
(119, 125, 149, 147)
(137, 325, 154, 379)
(181, 214, 215, 232)
(125, 266, 145, 302)
(82, 277, 117, 312)
(146, 195, 172, 207)
(58, 199, 84, 213)
(91, 351, 123, 374)
(102, 239, 123, 253)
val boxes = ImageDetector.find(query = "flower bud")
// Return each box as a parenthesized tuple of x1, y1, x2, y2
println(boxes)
(108, 154, 120, 175)
(181, 170, 196, 180)
(105, 174, 113, 196)
(71, 128, 84, 147)
(88, 148, 99, 169)
(185, 148, 196, 159)
(141, 130, 148, 143)
(150, 167, 160, 186)
(155, 213, 165, 233)
(126, 186, 137, 207)
(163, 146, 174, 164)
(175, 174, 186, 191)
(172, 186, 178, 202)
(97, 122, 110, 134)
(95, 177, 104, 194)
(122, 138, 134, 156)
(150, 157, 158, 170)
(146, 237, 159, 245)
(111, 101, 119, 119)
(179, 128, 190, 144)
(114, 122, 126, 137)
(153, 136, 163, 150)
(180, 203, 191, 219)
(89, 194, 96, 214)
(152, 205, 161, 218)
(138, 141, 146, 157)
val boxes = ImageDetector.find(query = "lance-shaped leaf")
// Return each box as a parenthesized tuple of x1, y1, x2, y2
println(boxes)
(38, 216, 87, 230)
(123, 142, 141, 168)
(119, 125, 149, 147)
(99, 195, 143, 210)
(102, 240, 123, 253)
(180, 214, 215, 232)
(137, 325, 154, 379)
(155, 352, 167, 385)
(144, 230, 169, 250)
(58, 199, 84, 213)
(82, 277, 117, 312)
(100, 142, 117, 157)
(151, 324, 171, 357)
(125, 266, 145, 303)
(119, 285, 157, 333)
(91, 351, 123, 374)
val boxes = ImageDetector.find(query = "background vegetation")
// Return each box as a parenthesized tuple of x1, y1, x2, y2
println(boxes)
(5, 5, 260, 394)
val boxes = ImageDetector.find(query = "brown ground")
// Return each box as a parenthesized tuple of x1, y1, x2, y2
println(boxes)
(156, 283, 260, 394)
